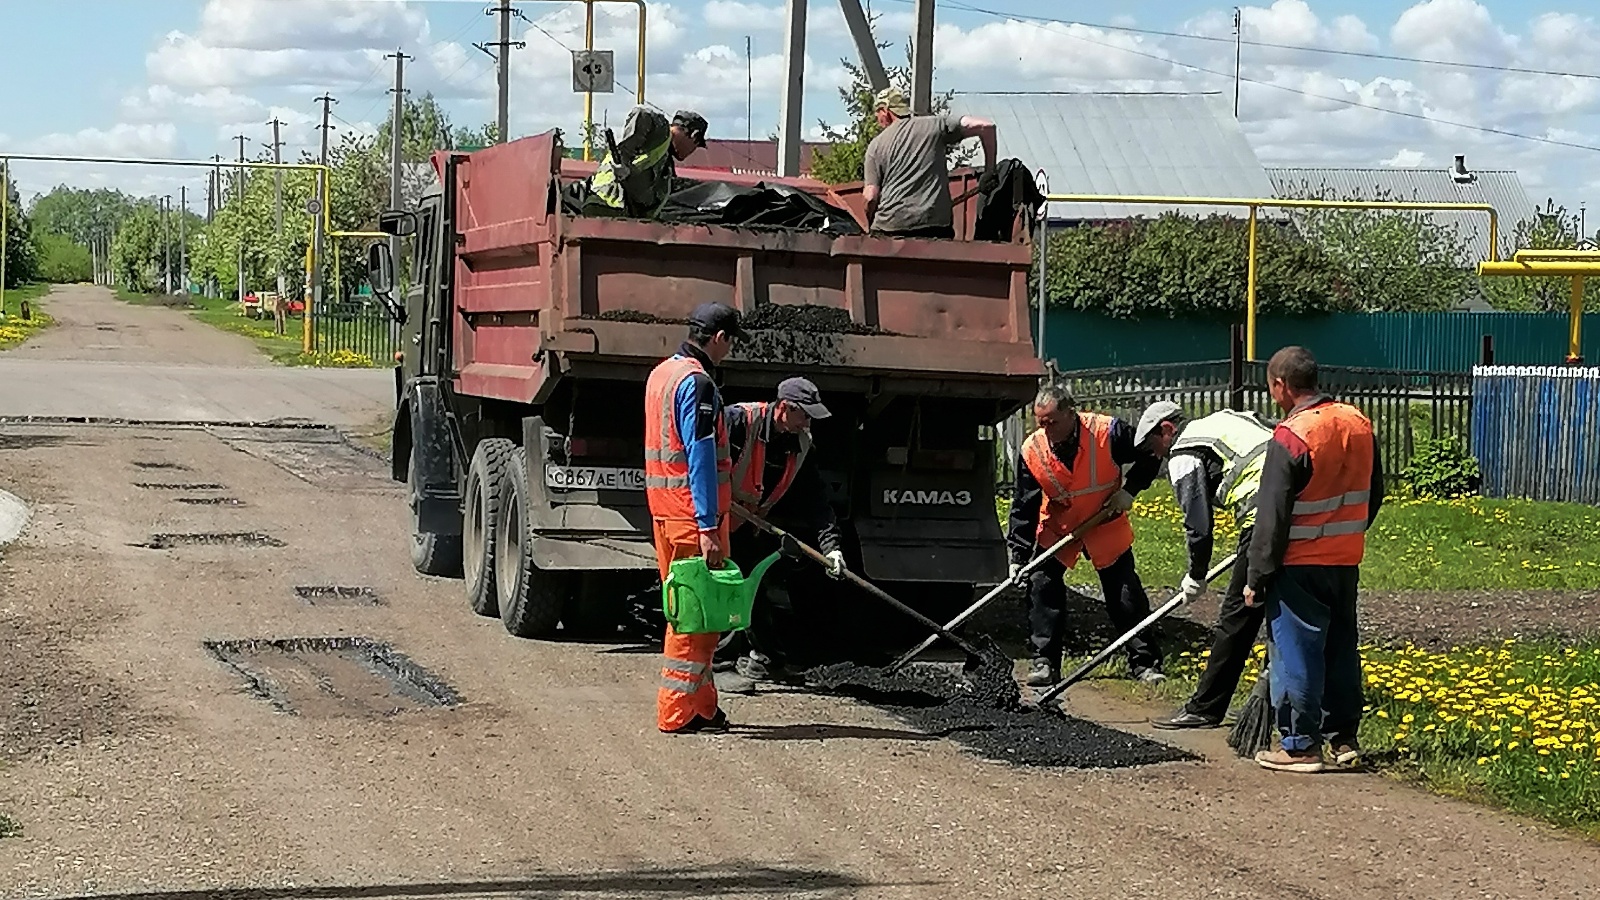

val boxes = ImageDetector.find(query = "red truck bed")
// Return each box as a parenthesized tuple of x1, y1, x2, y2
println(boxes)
(436, 132, 1043, 404)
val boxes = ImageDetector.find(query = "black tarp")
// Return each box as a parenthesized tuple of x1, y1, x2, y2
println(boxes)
(563, 176, 863, 236)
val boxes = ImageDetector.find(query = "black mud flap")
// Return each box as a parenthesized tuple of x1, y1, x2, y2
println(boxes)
(411, 378, 462, 536)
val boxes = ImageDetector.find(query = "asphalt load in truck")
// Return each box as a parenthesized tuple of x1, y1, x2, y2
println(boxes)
(582, 305, 885, 335)
(805, 639, 1192, 769)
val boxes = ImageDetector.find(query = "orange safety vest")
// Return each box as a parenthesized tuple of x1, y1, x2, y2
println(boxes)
(1021, 413, 1134, 570)
(643, 355, 732, 525)
(727, 402, 810, 527)
(1280, 400, 1375, 566)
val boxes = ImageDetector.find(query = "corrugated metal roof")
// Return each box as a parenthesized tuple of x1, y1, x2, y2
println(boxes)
(948, 92, 1277, 220)
(1266, 166, 1537, 263)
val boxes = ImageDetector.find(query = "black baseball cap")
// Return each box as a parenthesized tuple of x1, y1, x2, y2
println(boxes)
(688, 302, 747, 339)
(777, 376, 831, 420)
(672, 110, 709, 148)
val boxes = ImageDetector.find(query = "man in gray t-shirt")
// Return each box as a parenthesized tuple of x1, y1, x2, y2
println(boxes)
(862, 87, 996, 238)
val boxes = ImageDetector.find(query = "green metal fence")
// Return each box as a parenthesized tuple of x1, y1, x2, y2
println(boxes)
(313, 296, 398, 364)
(1039, 309, 1600, 372)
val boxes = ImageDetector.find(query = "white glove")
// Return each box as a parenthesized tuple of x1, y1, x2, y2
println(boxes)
(1180, 573, 1206, 601)
(823, 549, 846, 579)
(1009, 562, 1023, 582)
(1106, 489, 1134, 513)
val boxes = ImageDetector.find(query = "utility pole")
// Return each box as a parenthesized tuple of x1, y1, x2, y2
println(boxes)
(311, 93, 337, 354)
(387, 50, 411, 290)
(265, 117, 286, 307)
(476, 1, 525, 145)
(777, 0, 807, 177)
(746, 35, 753, 147)
(161, 195, 171, 294)
(178, 186, 187, 295)
(1233, 7, 1243, 118)
(234, 134, 249, 303)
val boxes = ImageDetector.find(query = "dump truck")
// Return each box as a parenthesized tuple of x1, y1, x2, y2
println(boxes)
(366, 132, 1044, 640)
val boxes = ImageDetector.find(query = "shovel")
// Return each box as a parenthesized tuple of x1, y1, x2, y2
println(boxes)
(731, 505, 985, 662)
(1035, 552, 1239, 707)
(886, 505, 1118, 673)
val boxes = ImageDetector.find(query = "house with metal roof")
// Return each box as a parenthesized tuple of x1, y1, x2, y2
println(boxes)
(947, 91, 1277, 222)
(1266, 163, 1537, 264)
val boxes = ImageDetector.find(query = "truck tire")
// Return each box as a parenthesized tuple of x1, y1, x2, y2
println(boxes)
(407, 447, 462, 577)
(463, 438, 517, 618)
(495, 446, 574, 639)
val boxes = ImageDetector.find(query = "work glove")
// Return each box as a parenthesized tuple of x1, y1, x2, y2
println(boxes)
(1106, 489, 1135, 514)
(978, 167, 1000, 195)
(823, 549, 846, 580)
(1008, 561, 1023, 583)
(1180, 573, 1206, 602)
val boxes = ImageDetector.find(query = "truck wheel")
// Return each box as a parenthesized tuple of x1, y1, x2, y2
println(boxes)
(407, 447, 461, 577)
(495, 447, 574, 639)
(463, 438, 517, 617)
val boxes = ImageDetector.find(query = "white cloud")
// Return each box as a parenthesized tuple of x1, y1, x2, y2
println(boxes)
(1391, 0, 1515, 65)
(197, 0, 429, 52)
(934, 19, 1181, 86)
(29, 123, 181, 158)
(1383, 148, 1427, 167)
(148, 30, 377, 88)
(121, 86, 267, 124)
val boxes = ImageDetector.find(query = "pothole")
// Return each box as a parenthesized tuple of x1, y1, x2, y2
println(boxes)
(203, 637, 461, 717)
(294, 585, 382, 607)
(132, 461, 191, 471)
(175, 496, 246, 506)
(0, 434, 81, 450)
(138, 532, 284, 549)
(134, 482, 225, 491)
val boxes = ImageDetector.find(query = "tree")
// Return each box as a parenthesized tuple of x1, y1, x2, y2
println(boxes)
(811, 44, 968, 185)
(2, 170, 39, 288)
(34, 232, 93, 284)
(1042, 214, 1358, 319)
(453, 121, 501, 149)
(1479, 199, 1600, 312)
(29, 186, 136, 246)
(111, 201, 203, 294)
(1280, 183, 1475, 312)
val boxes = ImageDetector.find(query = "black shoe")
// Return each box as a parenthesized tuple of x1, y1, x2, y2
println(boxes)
(664, 709, 732, 735)
(713, 671, 757, 695)
(1151, 709, 1222, 730)
(1026, 658, 1060, 688)
(736, 652, 773, 682)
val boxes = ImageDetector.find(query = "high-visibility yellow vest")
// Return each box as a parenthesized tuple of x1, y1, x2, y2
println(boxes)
(589, 134, 672, 213)
(1171, 410, 1272, 528)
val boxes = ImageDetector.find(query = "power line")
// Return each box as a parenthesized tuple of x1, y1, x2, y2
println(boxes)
(933, 1, 1600, 154)
(922, 0, 1600, 82)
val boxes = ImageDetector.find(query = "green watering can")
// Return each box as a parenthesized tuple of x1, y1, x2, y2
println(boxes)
(662, 551, 782, 635)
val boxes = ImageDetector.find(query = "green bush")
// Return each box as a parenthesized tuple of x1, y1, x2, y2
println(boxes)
(1403, 434, 1482, 499)
(34, 233, 93, 284)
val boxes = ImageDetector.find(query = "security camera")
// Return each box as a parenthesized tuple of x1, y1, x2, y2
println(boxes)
(1451, 154, 1476, 185)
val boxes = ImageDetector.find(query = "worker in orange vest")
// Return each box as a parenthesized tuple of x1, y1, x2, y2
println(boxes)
(644, 302, 745, 735)
(714, 377, 844, 692)
(1007, 383, 1165, 688)
(1245, 346, 1385, 773)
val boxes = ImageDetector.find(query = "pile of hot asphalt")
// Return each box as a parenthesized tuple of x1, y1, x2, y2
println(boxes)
(805, 638, 1192, 769)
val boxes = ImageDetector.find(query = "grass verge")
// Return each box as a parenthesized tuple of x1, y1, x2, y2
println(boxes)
(115, 289, 378, 368)
(0, 284, 55, 350)
(1090, 640, 1600, 838)
(999, 489, 1600, 592)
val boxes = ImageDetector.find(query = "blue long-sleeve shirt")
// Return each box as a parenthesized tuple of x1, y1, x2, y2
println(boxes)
(669, 342, 724, 531)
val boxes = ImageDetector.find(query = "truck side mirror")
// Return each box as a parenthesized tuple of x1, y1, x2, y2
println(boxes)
(368, 242, 396, 297)
(378, 210, 417, 237)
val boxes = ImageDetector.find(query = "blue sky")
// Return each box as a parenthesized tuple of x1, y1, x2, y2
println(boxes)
(3, 0, 1600, 217)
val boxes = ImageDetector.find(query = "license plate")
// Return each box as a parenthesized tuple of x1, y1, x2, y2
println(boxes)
(545, 465, 645, 491)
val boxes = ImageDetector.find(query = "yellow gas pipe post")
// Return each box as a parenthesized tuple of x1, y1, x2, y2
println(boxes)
(583, 0, 596, 161)
(1571, 276, 1585, 363)
(1245, 204, 1259, 361)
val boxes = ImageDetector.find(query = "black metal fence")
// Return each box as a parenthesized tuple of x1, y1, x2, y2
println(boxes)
(995, 331, 1472, 484)
(313, 296, 399, 364)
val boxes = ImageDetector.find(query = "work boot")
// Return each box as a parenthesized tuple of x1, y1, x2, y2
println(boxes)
(1132, 665, 1167, 685)
(713, 670, 757, 695)
(1026, 658, 1059, 688)
(1151, 708, 1220, 730)
(736, 651, 776, 682)
(1254, 747, 1326, 773)
(665, 709, 732, 735)
(1329, 740, 1363, 767)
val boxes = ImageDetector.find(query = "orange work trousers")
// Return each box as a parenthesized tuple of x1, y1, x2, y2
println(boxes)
(654, 516, 731, 732)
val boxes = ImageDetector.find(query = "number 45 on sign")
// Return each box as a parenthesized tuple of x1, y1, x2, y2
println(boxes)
(572, 50, 614, 93)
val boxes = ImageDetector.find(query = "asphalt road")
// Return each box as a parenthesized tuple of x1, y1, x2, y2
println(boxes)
(1, 285, 1597, 899)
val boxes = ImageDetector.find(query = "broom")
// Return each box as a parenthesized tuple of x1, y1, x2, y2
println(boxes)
(1226, 659, 1276, 758)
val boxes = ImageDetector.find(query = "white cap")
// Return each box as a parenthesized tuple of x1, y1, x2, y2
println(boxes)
(1134, 400, 1184, 447)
